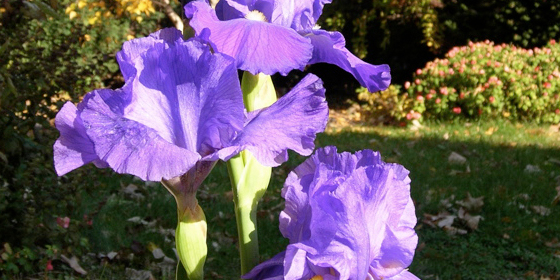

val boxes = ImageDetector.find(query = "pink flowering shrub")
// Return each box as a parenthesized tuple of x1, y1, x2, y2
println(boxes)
(360, 39, 560, 124)
(405, 39, 560, 123)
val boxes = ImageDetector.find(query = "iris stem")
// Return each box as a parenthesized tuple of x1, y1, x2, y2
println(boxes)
(227, 71, 275, 277)
(227, 154, 260, 276)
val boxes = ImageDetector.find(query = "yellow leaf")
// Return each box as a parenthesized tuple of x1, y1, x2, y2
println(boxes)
(77, 0, 86, 9)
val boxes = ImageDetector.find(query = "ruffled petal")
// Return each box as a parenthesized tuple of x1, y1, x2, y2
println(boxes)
(185, 1, 313, 75)
(53, 102, 106, 176)
(277, 147, 418, 279)
(216, 73, 328, 166)
(123, 38, 244, 157)
(116, 28, 183, 81)
(305, 29, 391, 92)
(370, 197, 418, 279)
(270, 0, 332, 30)
(79, 87, 201, 181)
(242, 251, 285, 280)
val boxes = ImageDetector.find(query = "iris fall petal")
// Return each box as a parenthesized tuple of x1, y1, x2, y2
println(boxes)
(304, 29, 391, 92)
(185, 1, 313, 75)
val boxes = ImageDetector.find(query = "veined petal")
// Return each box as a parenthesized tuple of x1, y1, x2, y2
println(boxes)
(270, 0, 332, 30)
(123, 39, 244, 157)
(370, 198, 418, 279)
(116, 28, 183, 81)
(185, 1, 313, 75)
(216, 74, 328, 166)
(53, 102, 106, 176)
(305, 29, 391, 92)
(276, 147, 417, 279)
(79, 87, 201, 181)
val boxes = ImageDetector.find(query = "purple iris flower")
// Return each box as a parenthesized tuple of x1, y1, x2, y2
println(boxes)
(53, 28, 329, 182)
(243, 146, 419, 280)
(184, 0, 391, 93)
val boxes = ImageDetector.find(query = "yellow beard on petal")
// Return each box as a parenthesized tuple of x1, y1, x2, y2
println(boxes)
(245, 10, 267, 22)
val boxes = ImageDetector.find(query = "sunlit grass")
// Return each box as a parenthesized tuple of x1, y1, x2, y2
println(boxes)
(74, 120, 560, 279)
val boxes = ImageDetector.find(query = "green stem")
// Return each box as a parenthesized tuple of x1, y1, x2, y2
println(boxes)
(227, 154, 260, 275)
(234, 200, 260, 275)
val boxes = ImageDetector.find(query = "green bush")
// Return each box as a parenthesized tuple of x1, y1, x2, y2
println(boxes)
(359, 39, 560, 124)
(0, 0, 167, 276)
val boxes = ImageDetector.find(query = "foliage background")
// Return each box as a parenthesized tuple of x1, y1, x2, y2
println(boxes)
(1, 0, 559, 277)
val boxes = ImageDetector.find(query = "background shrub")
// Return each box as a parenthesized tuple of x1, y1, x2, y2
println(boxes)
(0, 0, 170, 275)
(359, 39, 560, 124)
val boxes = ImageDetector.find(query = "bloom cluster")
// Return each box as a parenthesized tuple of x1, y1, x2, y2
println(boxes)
(404, 39, 560, 123)
(53, 0, 418, 279)
(359, 39, 560, 124)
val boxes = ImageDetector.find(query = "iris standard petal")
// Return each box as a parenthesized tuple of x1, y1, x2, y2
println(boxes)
(185, 1, 313, 75)
(53, 102, 105, 176)
(270, 0, 332, 30)
(125, 39, 244, 156)
(216, 73, 328, 166)
(304, 29, 392, 92)
(79, 87, 201, 181)
(116, 28, 183, 81)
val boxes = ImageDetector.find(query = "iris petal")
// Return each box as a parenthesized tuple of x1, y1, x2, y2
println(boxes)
(116, 28, 183, 81)
(216, 73, 328, 166)
(242, 251, 285, 280)
(53, 102, 106, 176)
(271, 0, 332, 30)
(125, 39, 244, 156)
(245, 147, 418, 280)
(79, 87, 201, 181)
(185, 1, 313, 75)
(304, 29, 392, 92)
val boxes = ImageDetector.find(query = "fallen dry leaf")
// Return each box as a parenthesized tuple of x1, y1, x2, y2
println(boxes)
(448, 151, 467, 165)
(531, 205, 551, 216)
(456, 192, 484, 212)
(458, 207, 484, 230)
(107, 251, 118, 260)
(439, 195, 455, 209)
(442, 225, 467, 235)
(125, 268, 155, 280)
(437, 215, 457, 228)
(61, 254, 87, 275)
(423, 212, 456, 229)
(524, 164, 542, 174)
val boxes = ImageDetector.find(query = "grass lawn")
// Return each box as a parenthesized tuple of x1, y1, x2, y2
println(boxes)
(38, 117, 560, 279)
